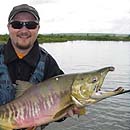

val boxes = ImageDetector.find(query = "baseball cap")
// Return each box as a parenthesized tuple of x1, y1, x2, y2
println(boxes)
(8, 4, 40, 23)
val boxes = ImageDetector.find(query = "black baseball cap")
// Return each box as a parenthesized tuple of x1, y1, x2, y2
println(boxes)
(8, 4, 40, 23)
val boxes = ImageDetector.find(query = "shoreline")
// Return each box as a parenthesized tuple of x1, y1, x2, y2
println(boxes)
(0, 33, 130, 43)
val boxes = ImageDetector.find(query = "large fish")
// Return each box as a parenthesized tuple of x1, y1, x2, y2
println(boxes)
(0, 66, 129, 129)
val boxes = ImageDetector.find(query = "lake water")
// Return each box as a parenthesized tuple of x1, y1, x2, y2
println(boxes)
(40, 41, 130, 130)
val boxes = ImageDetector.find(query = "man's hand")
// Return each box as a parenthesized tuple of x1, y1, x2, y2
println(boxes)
(66, 107, 87, 117)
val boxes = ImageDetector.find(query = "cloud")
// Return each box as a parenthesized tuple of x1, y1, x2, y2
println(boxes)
(1, 0, 130, 34)
(29, 0, 57, 5)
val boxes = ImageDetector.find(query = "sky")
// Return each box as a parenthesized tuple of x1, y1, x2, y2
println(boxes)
(0, 0, 130, 34)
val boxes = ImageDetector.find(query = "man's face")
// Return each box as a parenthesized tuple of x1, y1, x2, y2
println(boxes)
(8, 12, 40, 50)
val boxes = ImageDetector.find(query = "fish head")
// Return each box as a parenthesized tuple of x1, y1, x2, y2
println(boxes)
(71, 66, 115, 107)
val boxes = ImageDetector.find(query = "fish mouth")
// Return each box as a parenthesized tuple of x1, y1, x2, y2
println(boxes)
(94, 66, 115, 93)
(91, 87, 124, 100)
(108, 66, 115, 71)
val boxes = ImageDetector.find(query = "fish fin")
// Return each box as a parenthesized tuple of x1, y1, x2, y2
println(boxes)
(70, 115, 79, 120)
(0, 126, 13, 130)
(15, 80, 33, 98)
(78, 107, 87, 116)
(53, 104, 73, 120)
(26, 126, 37, 130)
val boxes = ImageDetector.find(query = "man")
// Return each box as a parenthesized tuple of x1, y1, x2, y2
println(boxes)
(0, 4, 80, 129)
(0, 4, 64, 105)
(0, 4, 65, 129)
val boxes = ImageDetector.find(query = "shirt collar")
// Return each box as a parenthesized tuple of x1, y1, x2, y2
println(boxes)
(4, 38, 40, 68)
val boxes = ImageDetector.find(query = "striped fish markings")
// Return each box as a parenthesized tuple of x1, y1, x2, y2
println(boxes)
(0, 66, 126, 129)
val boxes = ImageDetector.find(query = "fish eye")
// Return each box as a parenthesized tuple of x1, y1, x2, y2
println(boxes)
(81, 78, 84, 80)
(92, 77, 98, 83)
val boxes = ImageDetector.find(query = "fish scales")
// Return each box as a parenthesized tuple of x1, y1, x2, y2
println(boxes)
(0, 66, 126, 129)
(0, 80, 72, 129)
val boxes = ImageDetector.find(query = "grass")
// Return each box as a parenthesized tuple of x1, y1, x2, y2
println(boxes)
(0, 33, 130, 44)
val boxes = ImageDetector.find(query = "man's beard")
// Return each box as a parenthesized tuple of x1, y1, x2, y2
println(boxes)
(15, 42, 32, 50)
(16, 32, 32, 50)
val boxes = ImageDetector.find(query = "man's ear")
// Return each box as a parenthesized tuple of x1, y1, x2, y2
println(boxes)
(7, 23, 10, 30)
(38, 25, 40, 30)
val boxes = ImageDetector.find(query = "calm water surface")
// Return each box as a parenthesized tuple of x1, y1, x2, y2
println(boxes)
(41, 41, 130, 130)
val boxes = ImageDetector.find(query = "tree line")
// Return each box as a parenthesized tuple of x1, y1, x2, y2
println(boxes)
(0, 33, 130, 44)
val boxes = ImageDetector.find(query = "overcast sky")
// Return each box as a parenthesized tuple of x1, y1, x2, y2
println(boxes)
(0, 0, 130, 34)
